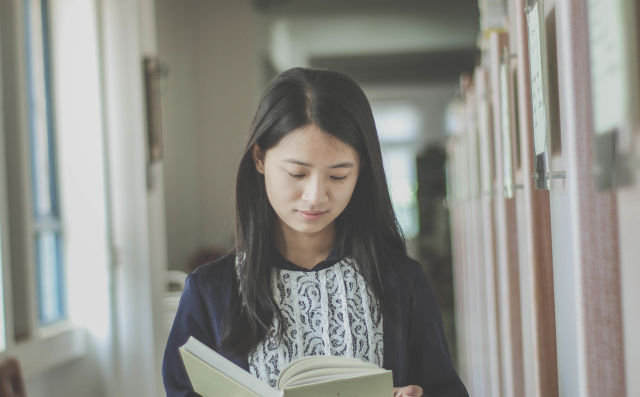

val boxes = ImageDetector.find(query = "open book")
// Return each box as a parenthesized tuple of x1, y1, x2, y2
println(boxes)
(179, 336, 393, 397)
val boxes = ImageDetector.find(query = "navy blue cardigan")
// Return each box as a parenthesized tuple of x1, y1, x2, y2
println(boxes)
(162, 252, 468, 396)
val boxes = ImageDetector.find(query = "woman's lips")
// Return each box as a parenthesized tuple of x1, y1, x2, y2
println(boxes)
(297, 210, 328, 220)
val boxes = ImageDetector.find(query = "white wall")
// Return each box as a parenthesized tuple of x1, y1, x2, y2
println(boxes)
(156, 0, 202, 272)
(157, 0, 262, 271)
(101, 0, 164, 393)
(195, 1, 261, 253)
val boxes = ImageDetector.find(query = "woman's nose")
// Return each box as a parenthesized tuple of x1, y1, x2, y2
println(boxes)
(301, 176, 329, 204)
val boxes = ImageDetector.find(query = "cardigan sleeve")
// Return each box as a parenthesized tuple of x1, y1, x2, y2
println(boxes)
(406, 260, 469, 397)
(162, 273, 214, 397)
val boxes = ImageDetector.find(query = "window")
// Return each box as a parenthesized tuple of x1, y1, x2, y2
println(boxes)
(372, 102, 421, 239)
(382, 147, 419, 238)
(1, 0, 70, 349)
(1, 0, 122, 384)
(23, 0, 67, 327)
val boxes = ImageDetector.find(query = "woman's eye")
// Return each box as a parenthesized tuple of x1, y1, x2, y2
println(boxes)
(330, 175, 348, 181)
(288, 173, 305, 179)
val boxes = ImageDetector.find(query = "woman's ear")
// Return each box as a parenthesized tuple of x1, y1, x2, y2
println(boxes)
(252, 143, 265, 174)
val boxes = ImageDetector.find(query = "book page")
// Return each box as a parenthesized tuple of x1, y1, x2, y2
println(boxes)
(180, 337, 279, 397)
(277, 355, 380, 389)
(278, 355, 376, 376)
(283, 367, 383, 388)
(283, 371, 393, 397)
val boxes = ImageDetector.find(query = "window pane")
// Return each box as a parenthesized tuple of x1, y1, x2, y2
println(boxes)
(24, 0, 58, 219)
(32, 110, 55, 217)
(381, 147, 419, 239)
(35, 231, 66, 326)
(25, 0, 66, 327)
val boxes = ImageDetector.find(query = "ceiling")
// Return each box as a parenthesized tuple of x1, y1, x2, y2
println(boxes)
(253, 0, 478, 15)
(253, 0, 479, 84)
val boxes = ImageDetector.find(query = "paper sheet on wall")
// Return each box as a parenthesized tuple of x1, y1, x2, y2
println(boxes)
(465, 92, 481, 199)
(526, 1, 548, 156)
(475, 68, 494, 196)
(500, 62, 514, 197)
(587, 0, 628, 136)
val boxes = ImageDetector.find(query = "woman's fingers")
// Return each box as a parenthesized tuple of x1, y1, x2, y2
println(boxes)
(392, 385, 423, 397)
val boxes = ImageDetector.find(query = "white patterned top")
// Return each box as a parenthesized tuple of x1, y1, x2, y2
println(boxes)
(247, 257, 384, 387)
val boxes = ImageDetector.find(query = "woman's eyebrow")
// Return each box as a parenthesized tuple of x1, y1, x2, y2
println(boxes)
(283, 159, 354, 169)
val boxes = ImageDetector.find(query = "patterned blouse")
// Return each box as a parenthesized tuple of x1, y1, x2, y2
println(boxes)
(247, 256, 384, 387)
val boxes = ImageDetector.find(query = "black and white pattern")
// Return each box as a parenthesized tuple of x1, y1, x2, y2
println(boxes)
(247, 257, 384, 387)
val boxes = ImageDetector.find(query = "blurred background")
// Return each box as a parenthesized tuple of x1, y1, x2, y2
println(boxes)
(2, 0, 639, 396)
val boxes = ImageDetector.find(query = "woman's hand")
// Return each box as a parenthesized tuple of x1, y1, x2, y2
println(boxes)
(393, 385, 423, 397)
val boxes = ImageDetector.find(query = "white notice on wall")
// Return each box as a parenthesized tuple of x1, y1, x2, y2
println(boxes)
(526, 1, 548, 155)
(587, 0, 628, 135)
(500, 61, 514, 196)
(476, 69, 493, 195)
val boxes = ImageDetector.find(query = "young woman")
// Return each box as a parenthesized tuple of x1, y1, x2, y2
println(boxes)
(162, 68, 468, 397)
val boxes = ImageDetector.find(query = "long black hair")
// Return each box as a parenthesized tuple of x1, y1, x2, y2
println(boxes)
(220, 67, 407, 357)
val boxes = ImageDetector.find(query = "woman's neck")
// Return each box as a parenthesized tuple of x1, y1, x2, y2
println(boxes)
(274, 222, 335, 270)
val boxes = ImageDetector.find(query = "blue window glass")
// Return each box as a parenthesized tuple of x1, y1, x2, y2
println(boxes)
(24, 0, 66, 326)
(35, 230, 66, 325)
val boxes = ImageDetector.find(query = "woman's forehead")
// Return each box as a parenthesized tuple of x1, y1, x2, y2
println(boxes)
(270, 125, 359, 163)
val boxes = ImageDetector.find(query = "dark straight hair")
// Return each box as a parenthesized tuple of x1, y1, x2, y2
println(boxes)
(220, 67, 407, 357)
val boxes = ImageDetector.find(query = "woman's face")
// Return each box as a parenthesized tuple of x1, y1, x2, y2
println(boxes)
(253, 124, 360, 240)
